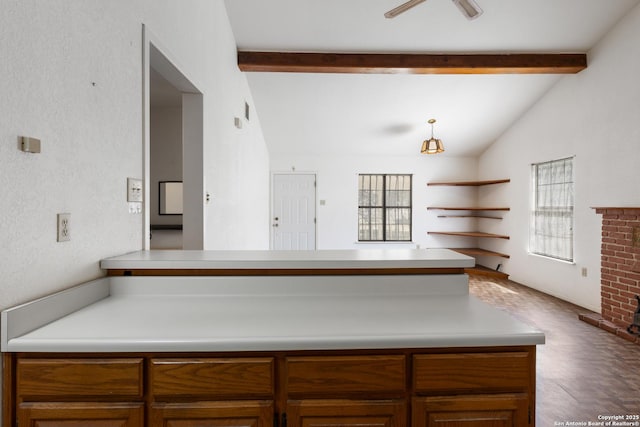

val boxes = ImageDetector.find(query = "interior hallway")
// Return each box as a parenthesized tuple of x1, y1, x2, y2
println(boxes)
(469, 276, 640, 425)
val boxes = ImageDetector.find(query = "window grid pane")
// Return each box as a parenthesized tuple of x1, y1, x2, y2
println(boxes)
(530, 157, 574, 261)
(358, 174, 412, 242)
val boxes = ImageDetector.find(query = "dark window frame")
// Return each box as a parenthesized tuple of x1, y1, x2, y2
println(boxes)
(358, 173, 413, 242)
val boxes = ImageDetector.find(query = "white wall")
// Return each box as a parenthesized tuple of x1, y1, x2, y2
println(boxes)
(198, 11, 271, 250)
(270, 154, 478, 250)
(478, 3, 640, 311)
(150, 106, 182, 226)
(141, 2, 270, 251)
(0, 0, 270, 310)
(149, 106, 183, 249)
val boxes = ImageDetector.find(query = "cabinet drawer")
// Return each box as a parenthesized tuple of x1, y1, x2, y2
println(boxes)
(150, 358, 274, 399)
(286, 355, 406, 395)
(17, 358, 143, 399)
(413, 352, 530, 393)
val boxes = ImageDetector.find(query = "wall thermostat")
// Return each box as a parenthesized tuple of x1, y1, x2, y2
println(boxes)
(20, 136, 41, 153)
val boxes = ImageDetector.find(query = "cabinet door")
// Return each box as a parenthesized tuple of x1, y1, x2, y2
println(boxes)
(412, 394, 529, 427)
(18, 402, 144, 427)
(287, 399, 406, 427)
(150, 400, 274, 427)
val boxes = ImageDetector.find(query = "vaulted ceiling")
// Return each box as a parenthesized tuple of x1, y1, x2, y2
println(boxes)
(225, 0, 639, 157)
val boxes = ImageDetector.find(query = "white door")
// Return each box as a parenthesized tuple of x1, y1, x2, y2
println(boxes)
(272, 173, 316, 250)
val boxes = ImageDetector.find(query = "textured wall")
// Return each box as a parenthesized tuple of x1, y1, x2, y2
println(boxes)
(0, 1, 144, 308)
(478, 3, 640, 311)
(0, 0, 270, 309)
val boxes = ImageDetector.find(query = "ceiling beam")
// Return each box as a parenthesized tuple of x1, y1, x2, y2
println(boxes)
(237, 51, 587, 74)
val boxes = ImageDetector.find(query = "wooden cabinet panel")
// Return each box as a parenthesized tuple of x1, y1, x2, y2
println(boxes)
(18, 402, 144, 427)
(17, 358, 143, 399)
(150, 400, 274, 427)
(8, 348, 536, 427)
(412, 394, 529, 427)
(286, 355, 405, 396)
(413, 352, 530, 393)
(287, 399, 406, 427)
(150, 358, 274, 399)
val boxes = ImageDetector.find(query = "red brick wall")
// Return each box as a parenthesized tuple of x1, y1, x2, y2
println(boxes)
(595, 207, 640, 328)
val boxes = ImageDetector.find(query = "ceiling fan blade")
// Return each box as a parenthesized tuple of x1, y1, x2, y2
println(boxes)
(451, 0, 483, 20)
(384, 0, 427, 18)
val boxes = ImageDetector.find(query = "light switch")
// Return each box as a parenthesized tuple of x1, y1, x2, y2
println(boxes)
(127, 178, 143, 202)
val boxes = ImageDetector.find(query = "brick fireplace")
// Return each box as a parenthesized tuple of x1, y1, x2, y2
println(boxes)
(582, 207, 640, 344)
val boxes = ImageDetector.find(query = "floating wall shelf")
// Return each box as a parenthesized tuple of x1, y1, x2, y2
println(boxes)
(427, 207, 510, 211)
(427, 178, 511, 279)
(448, 248, 510, 259)
(428, 231, 510, 239)
(427, 179, 511, 187)
(436, 215, 503, 219)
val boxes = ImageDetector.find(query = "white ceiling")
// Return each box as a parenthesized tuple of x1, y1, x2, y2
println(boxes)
(225, 0, 639, 157)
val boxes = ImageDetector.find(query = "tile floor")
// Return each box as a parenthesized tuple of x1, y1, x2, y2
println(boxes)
(468, 276, 640, 426)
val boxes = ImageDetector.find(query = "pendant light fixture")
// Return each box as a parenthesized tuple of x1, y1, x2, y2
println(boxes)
(421, 119, 445, 154)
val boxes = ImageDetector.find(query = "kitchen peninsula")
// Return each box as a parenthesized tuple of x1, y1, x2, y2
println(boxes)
(2, 249, 544, 426)
(99, 248, 474, 276)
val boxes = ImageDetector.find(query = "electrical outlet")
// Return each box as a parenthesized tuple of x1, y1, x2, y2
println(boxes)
(57, 213, 70, 242)
(581, 267, 588, 277)
(127, 178, 143, 202)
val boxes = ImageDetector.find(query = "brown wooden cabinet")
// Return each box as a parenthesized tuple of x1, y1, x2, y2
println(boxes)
(15, 358, 145, 427)
(412, 394, 529, 427)
(5, 347, 536, 427)
(149, 357, 275, 426)
(412, 351, 534, 427)
(16, 358, 144, 399)
(287, 399, 407, 427)
(150, 401, 274, 427)
(284, 355, 407, 427)
(285, 355, 406, 396)
(18, 402, 144, 427)
(149, 357, 275, 399)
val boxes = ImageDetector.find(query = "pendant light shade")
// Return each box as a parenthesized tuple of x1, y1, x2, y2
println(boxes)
(421, 119, 444, 154)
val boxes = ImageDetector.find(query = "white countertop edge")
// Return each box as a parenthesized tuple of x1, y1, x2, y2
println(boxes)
(100, 249, 475, 270)
(5, 333, 545, 353)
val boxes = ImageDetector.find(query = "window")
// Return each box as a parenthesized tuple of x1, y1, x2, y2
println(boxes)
(358, 174, 412, 242)
(530, 157, 574, 262)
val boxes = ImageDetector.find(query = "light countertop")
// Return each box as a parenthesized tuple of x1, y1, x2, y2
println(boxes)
(100, 248, 475, 271)
(2, 275, 544, 353)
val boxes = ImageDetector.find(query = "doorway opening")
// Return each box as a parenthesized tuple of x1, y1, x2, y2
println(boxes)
(149, 69, 182, 249)
(143, 25, 204, 250)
